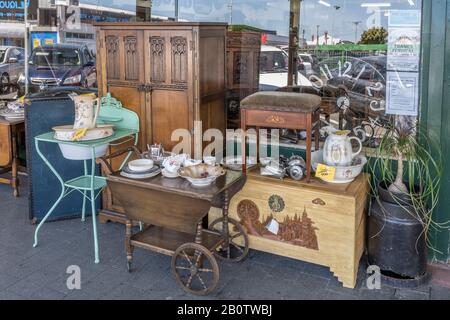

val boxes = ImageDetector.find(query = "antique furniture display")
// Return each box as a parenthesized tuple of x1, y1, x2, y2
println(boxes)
(32, 96, 139, 264)
(226, 31, 261, 128)
(25, 89, 102, 223)
(95, 22, 227, 222)
(240, 91, 322, 181)
(0, 117, 24, 197)
(209, 171, 370, 289)
(106, 170, 249, 295)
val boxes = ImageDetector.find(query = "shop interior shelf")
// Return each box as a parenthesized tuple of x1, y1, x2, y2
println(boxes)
(130, 225, 224, 256)
(64, 176, 107, 191)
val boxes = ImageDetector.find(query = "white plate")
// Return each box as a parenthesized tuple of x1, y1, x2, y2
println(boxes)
(120, 168, 161, 180)
(5, 116, 24, 120)
(128, 159, 154, 172)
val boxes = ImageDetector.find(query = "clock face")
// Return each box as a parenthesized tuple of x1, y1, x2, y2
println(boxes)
(308, 56, 392, 147)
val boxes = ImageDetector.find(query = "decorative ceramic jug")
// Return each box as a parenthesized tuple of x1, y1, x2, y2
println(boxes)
(323, 130, 363, 167)
(73, 95, 100, 129)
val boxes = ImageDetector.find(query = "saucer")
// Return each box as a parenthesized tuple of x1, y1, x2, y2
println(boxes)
(120, 167, 161, 180)
(122, 164, 160, 175)
(162, 168, 179, 179)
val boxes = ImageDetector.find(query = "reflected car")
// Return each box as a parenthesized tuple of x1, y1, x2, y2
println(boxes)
(280, 46, 315, 76)
(0, 46, 25, 94)
(18, 44, 97, 96)
(259, 45, 312, 91)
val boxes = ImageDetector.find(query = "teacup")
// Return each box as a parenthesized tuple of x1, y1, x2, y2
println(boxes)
(163, 158, 182, 173)
(203, 156, 216, 166)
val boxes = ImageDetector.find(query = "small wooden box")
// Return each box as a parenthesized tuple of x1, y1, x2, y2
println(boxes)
(209, 172, 369, 288)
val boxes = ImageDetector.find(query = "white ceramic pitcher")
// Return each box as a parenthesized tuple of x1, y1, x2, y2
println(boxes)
(323, 130, 363, 167)
(73, 95, 101, 129)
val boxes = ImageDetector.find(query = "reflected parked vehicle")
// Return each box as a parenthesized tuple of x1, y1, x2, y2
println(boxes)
(280, 46, 315, 76)
(259, 45, 312, 91)
(0, 46, 25, 94)
(18, 44, 97, 96)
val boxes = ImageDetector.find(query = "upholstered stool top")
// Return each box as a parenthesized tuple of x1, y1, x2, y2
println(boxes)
(240, 91, 322, 113)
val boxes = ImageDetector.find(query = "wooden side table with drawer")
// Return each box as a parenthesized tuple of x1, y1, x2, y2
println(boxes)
(240, 91, 322, 182)
(0, 118, 24, 197)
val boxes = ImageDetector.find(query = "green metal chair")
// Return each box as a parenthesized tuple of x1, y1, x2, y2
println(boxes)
(33, 93, 140, 264)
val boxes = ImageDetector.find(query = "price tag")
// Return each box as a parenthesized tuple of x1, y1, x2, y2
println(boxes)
(316, 163, 336, 182)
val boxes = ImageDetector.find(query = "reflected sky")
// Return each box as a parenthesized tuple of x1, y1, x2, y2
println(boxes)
(79, 0, 422, 41)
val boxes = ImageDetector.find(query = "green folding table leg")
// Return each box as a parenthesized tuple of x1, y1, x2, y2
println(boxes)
(33, 140, 66, 248)
(90, 147, 100, 264)
(81, 160, 88, 222)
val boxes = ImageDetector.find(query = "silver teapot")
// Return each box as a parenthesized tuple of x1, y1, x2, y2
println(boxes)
(284, 155, 306, 181)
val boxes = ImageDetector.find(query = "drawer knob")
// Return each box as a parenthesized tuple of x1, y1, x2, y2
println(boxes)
(312, 198, 326, 206)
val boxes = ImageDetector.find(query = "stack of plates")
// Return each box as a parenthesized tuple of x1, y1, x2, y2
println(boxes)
(120, 159, 161, 180)
(0, 107, 24, 121)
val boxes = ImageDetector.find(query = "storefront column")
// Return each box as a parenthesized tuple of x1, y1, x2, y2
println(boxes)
(421, 0, 450, 262)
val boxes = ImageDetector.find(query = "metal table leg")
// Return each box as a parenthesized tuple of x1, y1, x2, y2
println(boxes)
(90, 147, 100, 264)
(81, 160, 87, 222)
(33, 140, 66, 248)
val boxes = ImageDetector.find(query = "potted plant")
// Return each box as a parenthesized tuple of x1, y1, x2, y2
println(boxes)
(367, 116, 443, 286)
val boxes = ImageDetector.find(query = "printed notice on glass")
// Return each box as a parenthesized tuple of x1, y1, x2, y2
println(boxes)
(386, 72, 419, 116)
(387, 27, 421, 72)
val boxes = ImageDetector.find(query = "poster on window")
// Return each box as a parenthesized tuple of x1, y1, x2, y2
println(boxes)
(386, 71, 419, 116)
(387, 27, 421, 72)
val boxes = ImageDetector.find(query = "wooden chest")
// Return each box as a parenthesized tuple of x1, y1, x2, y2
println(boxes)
(209, 172, 369, 288)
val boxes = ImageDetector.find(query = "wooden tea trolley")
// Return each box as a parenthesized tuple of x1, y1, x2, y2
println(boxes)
(106, 170, 249, 295)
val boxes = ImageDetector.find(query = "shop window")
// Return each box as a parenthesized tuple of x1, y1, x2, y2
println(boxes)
(298, 0, 422, 148)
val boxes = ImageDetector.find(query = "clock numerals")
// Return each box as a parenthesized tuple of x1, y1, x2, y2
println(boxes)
(354, 65, 367, 82)
(370, 99, 386, 112)
(343, 61, 353, 79)
(366, 82, 384, 97)
(309, 74, 324, 89)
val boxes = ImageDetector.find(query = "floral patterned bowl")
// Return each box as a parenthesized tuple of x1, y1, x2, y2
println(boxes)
(178, 164, 226, 187)
(312, 150, 367, 184)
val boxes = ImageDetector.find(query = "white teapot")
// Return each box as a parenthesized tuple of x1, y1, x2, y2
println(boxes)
(323, 130, 363, 167)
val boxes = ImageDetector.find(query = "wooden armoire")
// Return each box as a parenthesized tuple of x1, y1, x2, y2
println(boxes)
(95, 22, 227, 223)
(225, 31, 261, 128)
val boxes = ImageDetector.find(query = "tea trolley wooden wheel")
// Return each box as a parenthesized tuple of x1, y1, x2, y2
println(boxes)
(209, 217, 249, 263)
(171, 243, 220, 296)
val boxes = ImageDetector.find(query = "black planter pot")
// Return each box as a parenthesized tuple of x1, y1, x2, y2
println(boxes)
(377, 181, 416, 206)
(367, 182, 428, 286)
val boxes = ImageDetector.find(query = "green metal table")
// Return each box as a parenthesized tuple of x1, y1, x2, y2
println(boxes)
(33, 129, 138, 264)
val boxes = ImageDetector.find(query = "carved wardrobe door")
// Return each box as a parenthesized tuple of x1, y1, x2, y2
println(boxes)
(144, 30, 194, 151)
(98, 29, 146, 150)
